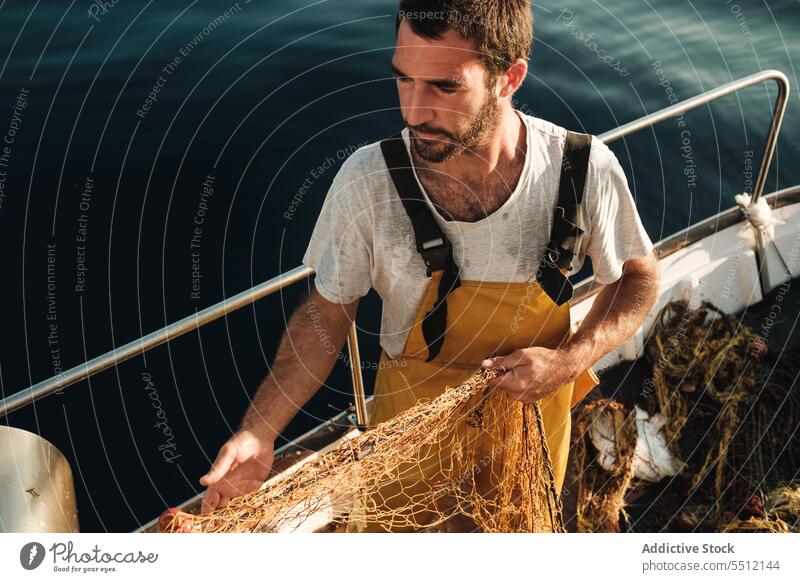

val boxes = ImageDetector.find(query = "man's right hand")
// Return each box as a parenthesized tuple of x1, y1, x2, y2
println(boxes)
(196, 290, 358, 514)
(199, 430, 275, 513)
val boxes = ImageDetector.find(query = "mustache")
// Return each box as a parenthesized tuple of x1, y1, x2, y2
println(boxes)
(407, 124, 454, 140)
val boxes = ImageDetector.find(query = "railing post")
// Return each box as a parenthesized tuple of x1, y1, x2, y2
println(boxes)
(752, 73, 790, 203)
(346, 323, 369, 429)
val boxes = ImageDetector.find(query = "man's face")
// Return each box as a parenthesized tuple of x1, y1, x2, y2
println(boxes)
(392, 21, 500, 163)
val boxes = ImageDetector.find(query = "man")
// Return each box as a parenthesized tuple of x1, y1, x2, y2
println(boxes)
(200, 0, 659, 529)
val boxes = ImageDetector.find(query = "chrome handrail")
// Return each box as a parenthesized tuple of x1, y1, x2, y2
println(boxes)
(599, 69, 790, 296)
(599, 69, 789, 204)
(0, 70, 790, 420)
(0, 265, 313, 417)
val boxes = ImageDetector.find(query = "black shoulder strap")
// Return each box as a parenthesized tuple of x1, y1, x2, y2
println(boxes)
(380, 133, 461, 362)
(379, 129, 592, 360)
(536, 130, 592, 306)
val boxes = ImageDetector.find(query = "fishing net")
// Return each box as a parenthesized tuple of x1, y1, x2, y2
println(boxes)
(161, 367, 564, 533)
(570, 298, 800, 533)
(717, 484, 800, 532)
(573, 399, 638, 532)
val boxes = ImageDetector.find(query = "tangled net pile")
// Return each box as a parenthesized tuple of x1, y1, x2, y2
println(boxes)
(572, 299, 800, 533)
(162, 368, 564, 533)
(573, 399, 638, 532)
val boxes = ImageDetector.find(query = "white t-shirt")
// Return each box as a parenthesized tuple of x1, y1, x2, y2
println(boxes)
(302, 111, 654, 359)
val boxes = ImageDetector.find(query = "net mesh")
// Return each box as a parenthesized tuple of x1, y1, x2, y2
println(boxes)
(570, 299, 800, 533)
(573, 399, 638, 532)
(161, 367, 564, 533)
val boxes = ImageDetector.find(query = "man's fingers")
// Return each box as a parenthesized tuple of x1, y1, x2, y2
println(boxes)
(494, 368, 522, 390)
(490, 368, 533, 394)
(201, 488, 220, 514)
(200, 443, 237, 486)
(489, 369, 528, 396)
(486, 370, 511, 389)
(481, 356, 504, 369)
(481, 349, 525, 370)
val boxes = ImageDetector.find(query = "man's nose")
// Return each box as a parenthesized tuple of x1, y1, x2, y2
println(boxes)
(403, 84, 435, 128)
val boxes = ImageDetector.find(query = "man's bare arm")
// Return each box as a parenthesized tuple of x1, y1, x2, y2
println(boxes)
(562, 252, 660, 376)
(240, 288, 359, 441)
(199, 287, 358, 511)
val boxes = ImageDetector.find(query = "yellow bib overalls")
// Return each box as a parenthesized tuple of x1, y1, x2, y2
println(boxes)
(346, 130, 599, 532)
(345, 271, 599, 532)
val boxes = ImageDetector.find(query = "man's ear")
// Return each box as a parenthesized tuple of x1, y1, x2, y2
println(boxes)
(498, 58, 528, 98)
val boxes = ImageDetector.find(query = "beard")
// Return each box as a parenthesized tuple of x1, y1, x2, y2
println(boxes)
(407, 91, 500, 164)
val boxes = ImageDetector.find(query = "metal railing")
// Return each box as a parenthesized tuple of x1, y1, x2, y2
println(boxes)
(599, 69, 789, 204)
(0, 69, 790, 421)
(0, 265, 313, 417)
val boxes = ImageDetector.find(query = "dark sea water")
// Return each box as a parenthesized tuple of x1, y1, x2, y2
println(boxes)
(0, 1, 798, 531)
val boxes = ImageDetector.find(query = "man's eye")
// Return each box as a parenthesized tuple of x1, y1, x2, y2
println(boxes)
(395, 76, 411, 83)
(438, 86, 457, 94)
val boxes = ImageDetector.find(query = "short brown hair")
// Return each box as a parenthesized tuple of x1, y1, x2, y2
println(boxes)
(396, 0, 533, 77)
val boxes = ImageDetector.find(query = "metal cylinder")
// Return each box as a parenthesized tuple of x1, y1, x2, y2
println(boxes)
(0, 426, 79, 532)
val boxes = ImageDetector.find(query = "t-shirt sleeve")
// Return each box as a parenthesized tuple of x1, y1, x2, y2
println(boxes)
(580, 140, 654, 285)
(301, 157, 373, 304)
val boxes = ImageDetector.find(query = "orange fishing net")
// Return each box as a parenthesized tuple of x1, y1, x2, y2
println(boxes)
(160, 368, 564, 533)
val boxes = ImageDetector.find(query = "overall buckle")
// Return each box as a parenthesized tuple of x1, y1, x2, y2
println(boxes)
(537, 243, 574, 306)
(543, 242, 575, 272)
(420, 237, 451, 276)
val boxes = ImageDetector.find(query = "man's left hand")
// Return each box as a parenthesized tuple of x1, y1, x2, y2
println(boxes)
(481, 347, 578, 403)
